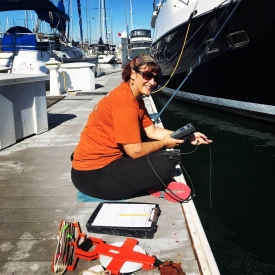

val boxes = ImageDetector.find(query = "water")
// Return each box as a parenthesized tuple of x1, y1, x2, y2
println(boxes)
(97, 63, 275, 274)
(152, 93, 275, 275)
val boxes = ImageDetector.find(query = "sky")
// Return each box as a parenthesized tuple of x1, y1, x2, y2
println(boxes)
(0, 0, 155, 45)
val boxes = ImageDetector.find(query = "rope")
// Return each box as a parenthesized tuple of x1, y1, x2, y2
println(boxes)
(160, 0, 231, 76)
(53, 221, 75, 275)
(165, 0, 234, 77)
(152, 0, 241, 123)
(152, 0, 199, 95)
(152, 23, 191, 94)
(61, 71, 75, 95)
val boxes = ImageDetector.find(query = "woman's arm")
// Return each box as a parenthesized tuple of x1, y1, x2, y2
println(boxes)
(122, 129, 184, 159)
(144, 124, 173, 140)
(122, 126, 212, 159)
(145, 124, 213, 145)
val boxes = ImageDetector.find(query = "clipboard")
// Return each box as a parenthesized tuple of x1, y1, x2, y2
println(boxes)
(86, 202, 161, 239)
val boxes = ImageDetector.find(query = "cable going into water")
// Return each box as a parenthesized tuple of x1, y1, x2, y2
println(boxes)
(147, 145, 199, 203)
(209, 144, 212, 209)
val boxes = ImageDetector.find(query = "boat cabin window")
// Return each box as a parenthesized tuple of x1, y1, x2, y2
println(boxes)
(130, 30, 151, 39)
(130, 42, 152, 48)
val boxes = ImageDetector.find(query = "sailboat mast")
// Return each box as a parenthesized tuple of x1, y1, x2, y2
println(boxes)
(86, 0, 89, 44)
(99, 0, 103, 41)
(103, 0, 108, 43)
(77, 0, 83, 45)
(130, 0, 133, 31)
(67, 0, 71, 39)
(125, 0, 129, 36)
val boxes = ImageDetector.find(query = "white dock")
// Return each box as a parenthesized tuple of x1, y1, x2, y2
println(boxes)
(0, 70, 220, 274)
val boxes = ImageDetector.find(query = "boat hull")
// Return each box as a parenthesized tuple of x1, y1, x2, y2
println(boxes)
(151, 0, 275, 121)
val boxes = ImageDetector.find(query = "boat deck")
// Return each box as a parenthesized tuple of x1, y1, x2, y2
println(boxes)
(0, 71, 219, 275)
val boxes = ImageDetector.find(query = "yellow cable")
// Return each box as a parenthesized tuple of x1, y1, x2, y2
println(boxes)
(152, 22, 191, 94)
(61, 71, 75, 95)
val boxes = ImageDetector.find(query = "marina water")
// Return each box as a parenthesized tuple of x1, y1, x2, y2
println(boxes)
(97, 64, 275, 275)
(152, 93, 275, 275)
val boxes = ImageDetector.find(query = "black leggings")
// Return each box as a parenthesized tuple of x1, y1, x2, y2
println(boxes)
(71, 153, 175, 200)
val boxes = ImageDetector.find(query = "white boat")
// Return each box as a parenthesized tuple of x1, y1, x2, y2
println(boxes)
(89, 0, 116, 64)
(0, 0, 86, 74)
(128, 29, 152, 60)
(97, 54, 116, 64)
(151, 0, 275, 122)
(88, 42, 116, 64)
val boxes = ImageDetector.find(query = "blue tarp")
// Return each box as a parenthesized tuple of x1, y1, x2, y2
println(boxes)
(2, 26, 36, 51)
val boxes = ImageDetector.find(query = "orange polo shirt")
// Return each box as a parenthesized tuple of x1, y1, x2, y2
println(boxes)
(72, 81, 153, 170)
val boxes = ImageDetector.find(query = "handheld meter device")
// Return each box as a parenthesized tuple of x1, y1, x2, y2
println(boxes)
(170, 123, 195, 139)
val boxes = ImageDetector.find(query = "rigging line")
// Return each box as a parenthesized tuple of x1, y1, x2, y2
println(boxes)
(161, 0, 233, 78)
(152, 0, 241, 123)
(159, 0, 232, 76)
(211, 0, 243, 45)
(175, 0, 238, 74)
(152, 2, 198, 94)
(152, 22, 191, 94)
(164, 0, 199, 75)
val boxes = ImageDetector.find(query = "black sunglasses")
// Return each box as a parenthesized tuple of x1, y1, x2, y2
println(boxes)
(133, 67, 162, 84)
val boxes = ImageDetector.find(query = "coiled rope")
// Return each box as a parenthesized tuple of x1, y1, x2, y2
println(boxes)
(53, 221, 75, 275)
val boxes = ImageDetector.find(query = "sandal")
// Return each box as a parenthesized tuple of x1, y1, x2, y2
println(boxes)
(147, 182, 191, 203)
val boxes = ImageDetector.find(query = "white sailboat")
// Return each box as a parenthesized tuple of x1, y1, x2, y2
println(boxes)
(95, 0, 116, 64)
(0, 0, 85, 74)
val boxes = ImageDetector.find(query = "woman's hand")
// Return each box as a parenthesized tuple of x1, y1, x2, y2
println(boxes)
(163, 134, 185, 148)
(189, 132, 212, 145)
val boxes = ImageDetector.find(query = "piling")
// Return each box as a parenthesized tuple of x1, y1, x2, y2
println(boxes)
(120, 31, 129, 68)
